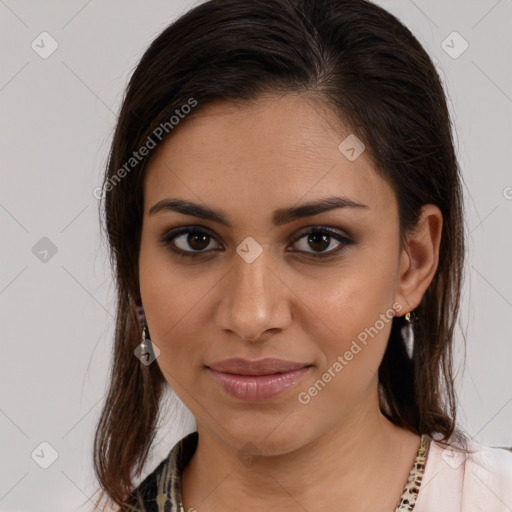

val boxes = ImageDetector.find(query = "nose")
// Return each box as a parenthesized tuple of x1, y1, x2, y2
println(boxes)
(214, 248, 292, 342)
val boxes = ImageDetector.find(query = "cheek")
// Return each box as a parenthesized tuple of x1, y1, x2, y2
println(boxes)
(138, 241, 218, 377)
(139, 231, 199, 328)
(295, 280, 394, 414)
(296, 250, 397, 378)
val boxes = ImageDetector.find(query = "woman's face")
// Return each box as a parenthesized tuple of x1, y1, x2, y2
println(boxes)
(139, 93, 413, 455)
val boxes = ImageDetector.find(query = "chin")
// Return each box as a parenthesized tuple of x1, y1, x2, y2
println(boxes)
(213, 413, 316, 457)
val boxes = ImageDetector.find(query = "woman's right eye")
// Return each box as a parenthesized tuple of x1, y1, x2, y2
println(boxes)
(159, 227, 223, 258)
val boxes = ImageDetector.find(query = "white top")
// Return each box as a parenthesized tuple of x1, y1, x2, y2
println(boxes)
(415, 437, 512, 511)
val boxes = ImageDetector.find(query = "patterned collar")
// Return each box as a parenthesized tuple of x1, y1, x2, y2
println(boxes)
(394, 434, 430, 511)
(124, 431, 430, 511)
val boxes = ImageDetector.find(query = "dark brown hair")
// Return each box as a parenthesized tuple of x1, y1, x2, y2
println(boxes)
(93, 0, 467, 507)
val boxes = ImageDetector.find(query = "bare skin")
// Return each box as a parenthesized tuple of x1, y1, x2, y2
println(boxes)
(138, 93, 443, 512)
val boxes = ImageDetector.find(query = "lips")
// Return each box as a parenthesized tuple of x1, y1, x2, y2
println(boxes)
(206, 357, 312, 402)
(207, 357, 310, 376)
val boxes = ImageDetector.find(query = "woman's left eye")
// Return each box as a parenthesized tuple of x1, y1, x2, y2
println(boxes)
(290, 228, 354, 257)
(159, 226, 354, 259)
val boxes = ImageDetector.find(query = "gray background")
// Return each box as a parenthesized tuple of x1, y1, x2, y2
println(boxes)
(0, 0, 511, 510)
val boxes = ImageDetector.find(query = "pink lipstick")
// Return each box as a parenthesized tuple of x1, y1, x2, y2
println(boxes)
(206, 357, 311, 402)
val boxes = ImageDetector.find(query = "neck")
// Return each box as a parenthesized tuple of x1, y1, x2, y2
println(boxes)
(181, 385, 420, 512)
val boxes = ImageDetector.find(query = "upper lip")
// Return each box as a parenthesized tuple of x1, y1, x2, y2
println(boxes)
(207, 357, 311, 376)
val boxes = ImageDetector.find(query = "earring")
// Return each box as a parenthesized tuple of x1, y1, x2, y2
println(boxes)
(405, 309, 416, 323)
(402, 309, 416, 359)
(138, 324, 158, 365)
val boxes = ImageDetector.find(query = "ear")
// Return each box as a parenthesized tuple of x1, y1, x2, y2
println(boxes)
(394, 204, 443, 316)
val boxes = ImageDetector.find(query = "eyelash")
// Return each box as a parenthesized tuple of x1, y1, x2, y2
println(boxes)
(158, 225, 354, 260)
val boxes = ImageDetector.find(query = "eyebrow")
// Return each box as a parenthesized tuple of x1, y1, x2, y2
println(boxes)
(148, 196, 369, 227)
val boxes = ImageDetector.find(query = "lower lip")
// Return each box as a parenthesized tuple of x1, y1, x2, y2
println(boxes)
(207, 367, 310, 402)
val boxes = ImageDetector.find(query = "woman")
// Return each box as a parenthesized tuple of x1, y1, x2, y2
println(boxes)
(93, 0, 512, 510)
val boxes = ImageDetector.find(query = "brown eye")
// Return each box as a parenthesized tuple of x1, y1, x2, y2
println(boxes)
(185, 232, 211, 251)
(290, 227, 354, 258)
(159, 227, 222, 258)
(307, 232, 331, 252)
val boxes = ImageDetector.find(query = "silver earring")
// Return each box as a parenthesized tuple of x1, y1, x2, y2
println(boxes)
(138, 324, 157, 365)
(402, 310, 416, 359)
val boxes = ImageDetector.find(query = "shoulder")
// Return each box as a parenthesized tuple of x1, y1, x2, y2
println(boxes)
(121, 431, 198, 511)
(415, 432, 512, 512)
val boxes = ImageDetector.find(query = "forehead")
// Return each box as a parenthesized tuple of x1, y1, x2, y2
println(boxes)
(142, 94, 396, 221)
